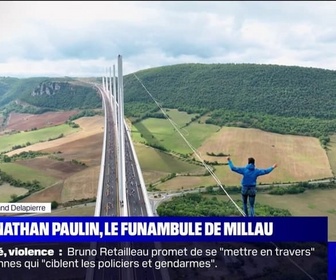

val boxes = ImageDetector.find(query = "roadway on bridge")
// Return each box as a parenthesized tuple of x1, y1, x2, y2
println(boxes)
(90, 84, 166, 280)
(98, 86, 119, 217)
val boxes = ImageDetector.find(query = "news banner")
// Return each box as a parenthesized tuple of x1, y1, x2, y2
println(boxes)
(0, 203, 334, 279)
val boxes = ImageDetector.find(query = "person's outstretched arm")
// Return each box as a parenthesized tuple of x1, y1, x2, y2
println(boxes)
(257, 163, 277, 176)
(227, 157, 245, 174)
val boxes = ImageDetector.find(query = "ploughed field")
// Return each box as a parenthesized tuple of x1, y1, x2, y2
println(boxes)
(1, 111, 79, 133)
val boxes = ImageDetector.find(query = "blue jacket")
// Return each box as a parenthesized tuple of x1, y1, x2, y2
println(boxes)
(228, 160, 274, 186)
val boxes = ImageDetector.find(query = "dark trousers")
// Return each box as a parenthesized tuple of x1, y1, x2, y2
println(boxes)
(242, 194, 256, 217)
(241, 185, 256, 217)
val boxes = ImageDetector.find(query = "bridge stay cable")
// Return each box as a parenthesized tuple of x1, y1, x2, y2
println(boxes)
(132, 74, 316, 280)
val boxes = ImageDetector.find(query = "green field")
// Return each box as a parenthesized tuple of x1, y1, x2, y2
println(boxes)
(134, 143, 205, 184)
(164, 109, 197, 126)
(0, 162, 59, 187)
(135, 143, 204, 173)
(131, 109, 219, 154)
(0, 124, 79, 153)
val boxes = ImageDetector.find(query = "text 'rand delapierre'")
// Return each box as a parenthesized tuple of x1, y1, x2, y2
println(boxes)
(0, 203, 51, 213)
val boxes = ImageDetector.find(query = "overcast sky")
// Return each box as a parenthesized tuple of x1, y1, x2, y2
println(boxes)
(1, 1, 336, 77)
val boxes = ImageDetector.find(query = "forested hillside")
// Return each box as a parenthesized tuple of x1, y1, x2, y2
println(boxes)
(0, 77, 24, 106)
(0, 77, 101, 111)
(124, 63, 336, 137)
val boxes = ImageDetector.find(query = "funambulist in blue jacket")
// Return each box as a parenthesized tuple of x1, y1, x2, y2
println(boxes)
(227, 160, 274, 187)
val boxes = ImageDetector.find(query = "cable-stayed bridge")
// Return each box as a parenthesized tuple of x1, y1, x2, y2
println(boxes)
(94, 55, 153, 218)
(85, 55, 168, 280)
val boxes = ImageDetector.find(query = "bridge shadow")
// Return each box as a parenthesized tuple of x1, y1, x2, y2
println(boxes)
(133, 120, 167, 150)
(132, 120, 175, 168)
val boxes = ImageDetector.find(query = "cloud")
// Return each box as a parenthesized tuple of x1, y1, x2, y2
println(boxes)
(1, 1, 336, 77)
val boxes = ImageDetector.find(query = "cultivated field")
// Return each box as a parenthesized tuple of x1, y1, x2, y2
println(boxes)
(164, 109, 197, 126)
(41, 133, 103, 166)
(0, 183, 28, 202)
(22, 182, 63, 203)
(134, 143, 205, 184)
(16, 157, 87, 180)
(3, 110, 79, 132)
(135, 143, 203, 173)
(6, 116, 104, 157)
(1, 124, 80, 153)
(2, 116, 104, 204)
(197, 127, 333, 184)
(61, 166, 100, 202)
(0, 162, 59, 187)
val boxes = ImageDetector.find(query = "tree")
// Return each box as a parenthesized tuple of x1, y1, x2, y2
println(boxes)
(3, 155, 11, 162)
(51, 201, 59, 209)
